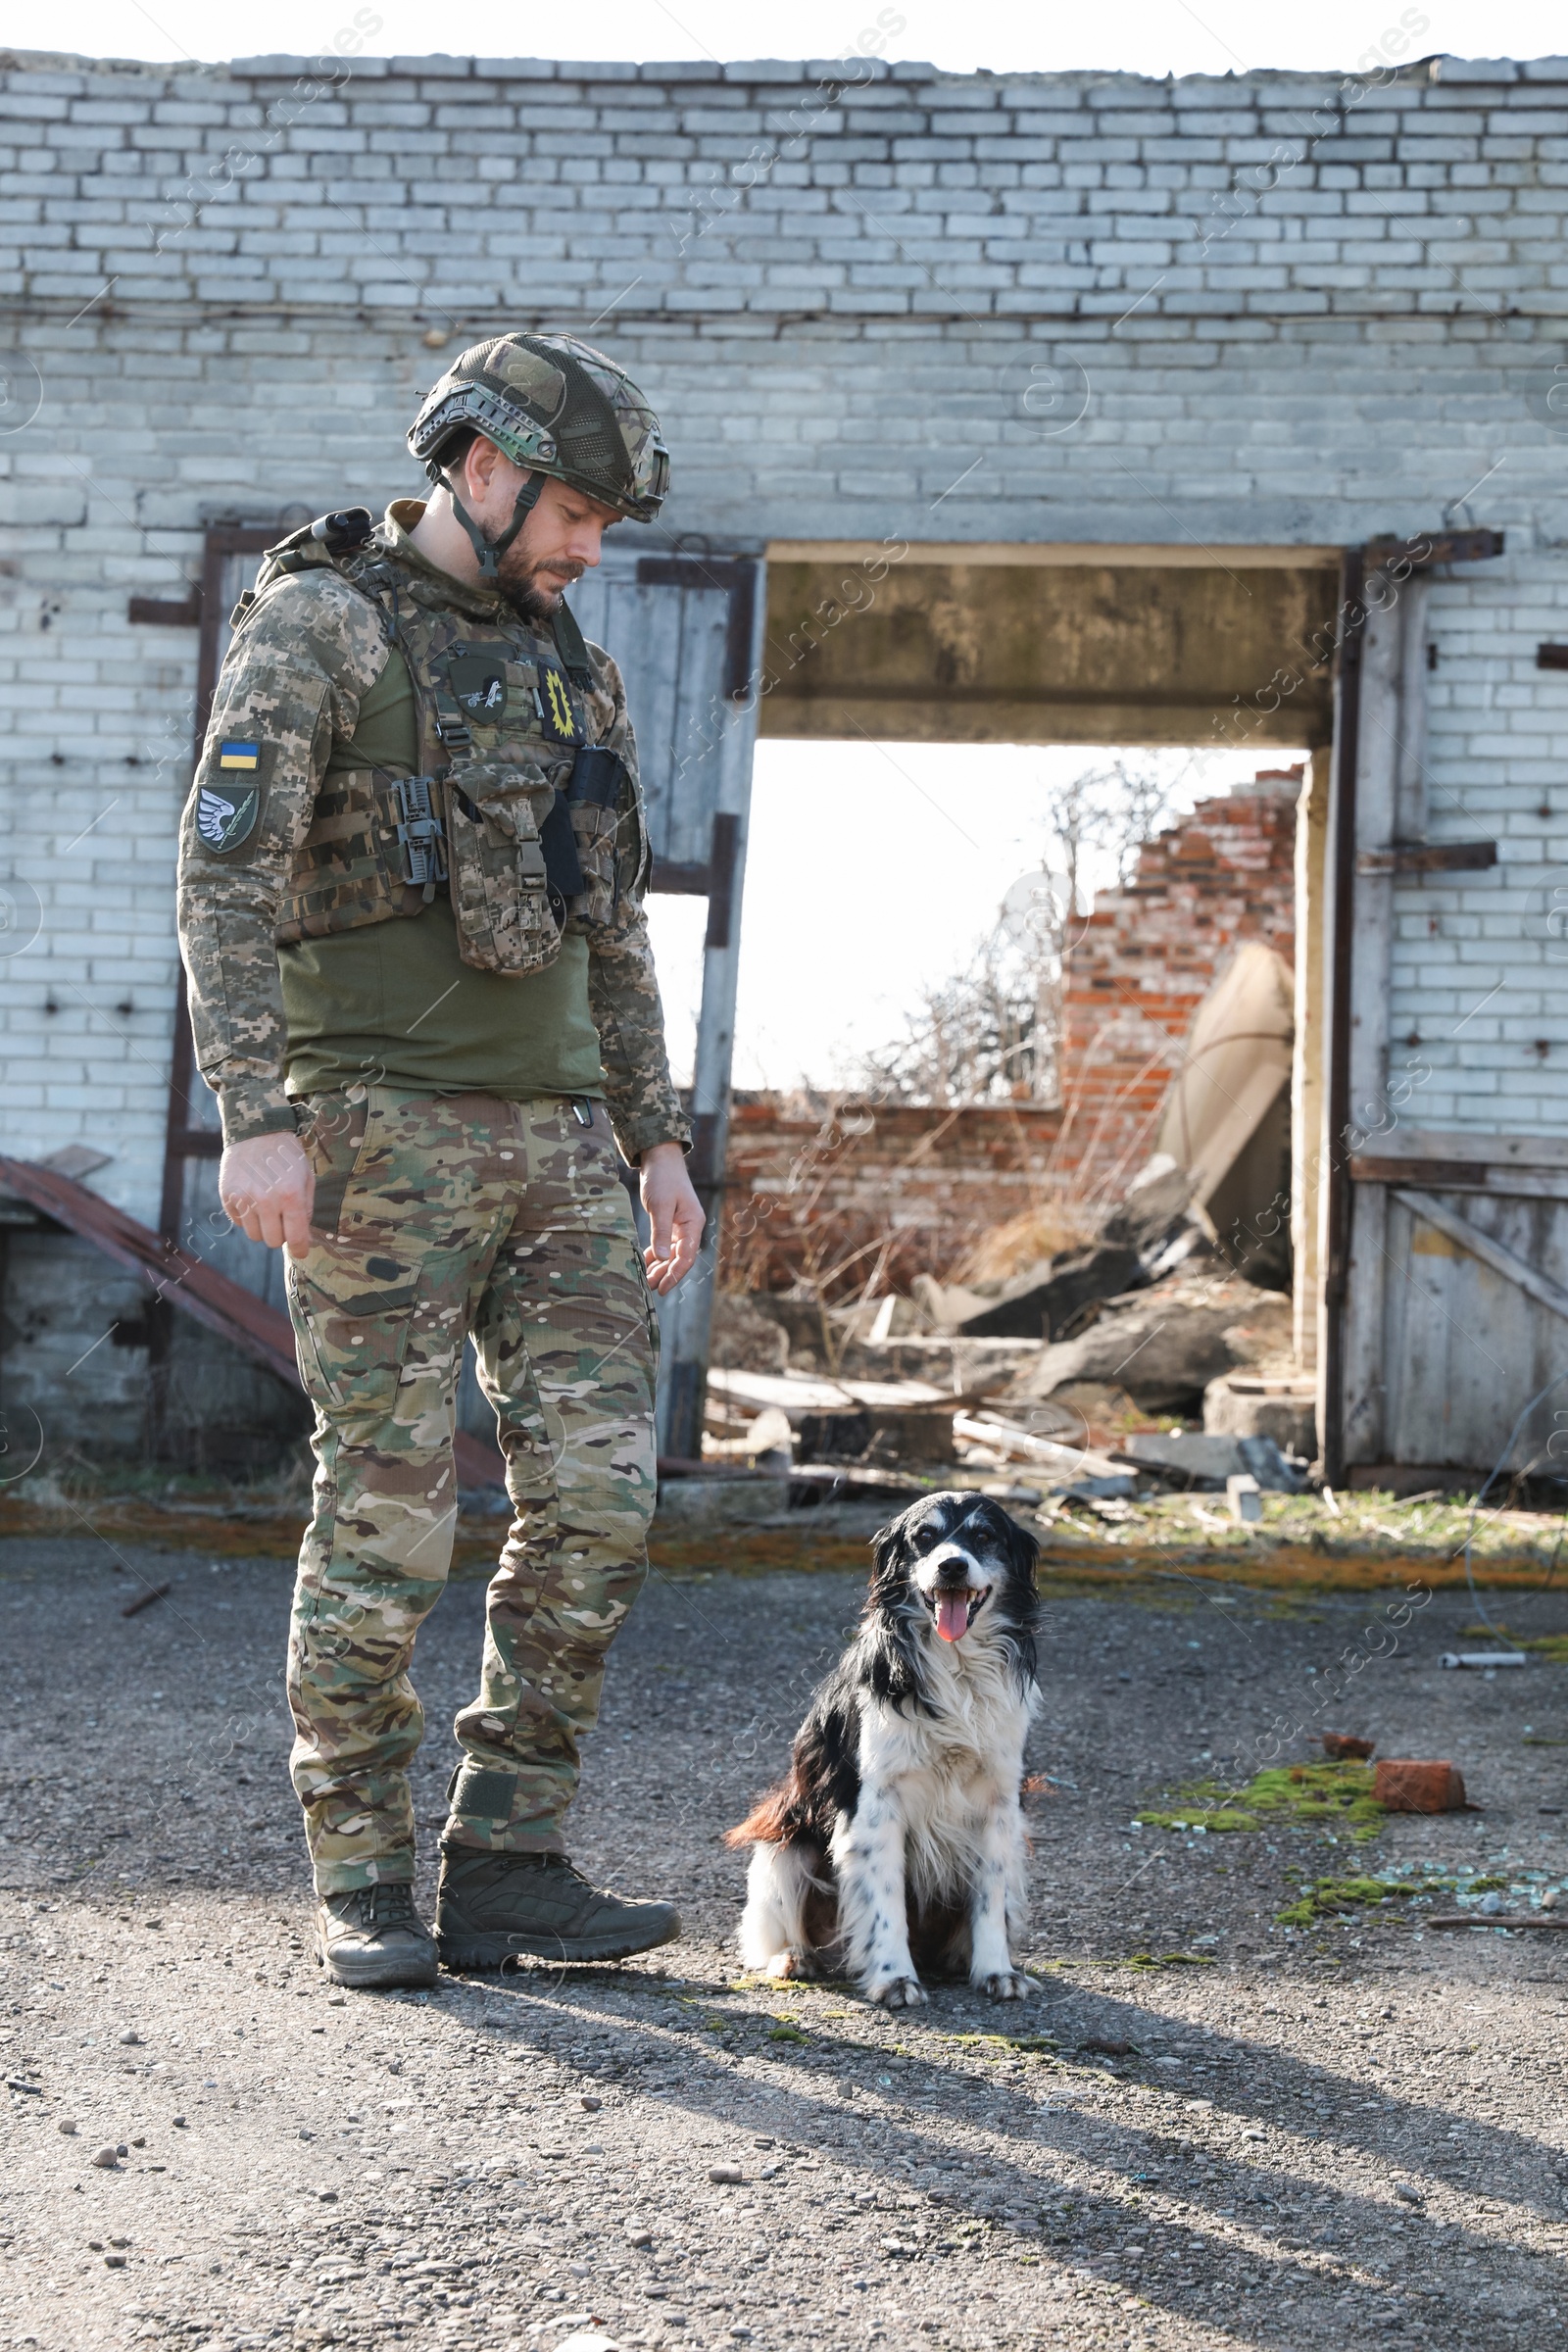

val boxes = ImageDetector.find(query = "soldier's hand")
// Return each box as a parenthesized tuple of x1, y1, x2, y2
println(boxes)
(220, 1131, 316, 1260)
(640, 1142, 704, 1295)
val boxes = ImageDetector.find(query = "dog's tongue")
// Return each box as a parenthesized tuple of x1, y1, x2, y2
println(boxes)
(935, 1592, 969, 1644)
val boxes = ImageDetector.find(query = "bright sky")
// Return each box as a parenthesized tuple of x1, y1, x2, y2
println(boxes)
(648, 743, 1311, 1094)
(29, 0, 1567, 74)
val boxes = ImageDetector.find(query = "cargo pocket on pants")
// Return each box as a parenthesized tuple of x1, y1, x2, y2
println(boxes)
(295, 1091, 376, 1242)
(286, 1250, 418, 1422)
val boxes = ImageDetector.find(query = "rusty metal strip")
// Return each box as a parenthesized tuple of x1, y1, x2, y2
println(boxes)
(0, 1155, 505, 1489)
(1427, 1913, 1568, 1930)
(1356, 840, 1496, 876)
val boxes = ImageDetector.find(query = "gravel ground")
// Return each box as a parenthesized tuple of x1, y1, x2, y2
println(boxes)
(4, 1524, 1568, 2352)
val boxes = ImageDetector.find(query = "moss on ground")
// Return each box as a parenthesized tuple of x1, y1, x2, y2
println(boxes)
(1270, 1866, 1539, 1928)
(1134, 1759, 1385, 1843)
(1276, 1875, 1412, 1928)
(8, 1471, 1568, 1594)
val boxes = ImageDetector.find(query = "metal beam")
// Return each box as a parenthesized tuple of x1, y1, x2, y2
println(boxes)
(0, 1155, 506, 1488)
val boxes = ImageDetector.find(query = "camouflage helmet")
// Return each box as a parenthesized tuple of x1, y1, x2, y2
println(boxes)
(409, 331, 669, 523)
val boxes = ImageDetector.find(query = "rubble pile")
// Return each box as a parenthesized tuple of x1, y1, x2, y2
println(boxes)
(689, 1146, 1308, 1519)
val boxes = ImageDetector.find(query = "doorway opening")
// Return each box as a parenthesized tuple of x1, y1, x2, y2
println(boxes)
(701, 542, 1339, 1391)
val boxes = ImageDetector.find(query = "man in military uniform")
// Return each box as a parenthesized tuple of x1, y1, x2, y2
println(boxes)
(176, 333, 704, 1988)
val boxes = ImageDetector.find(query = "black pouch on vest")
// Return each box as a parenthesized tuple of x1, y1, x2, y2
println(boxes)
(538, 790, 586, 899)
(567, 744, 627, 809)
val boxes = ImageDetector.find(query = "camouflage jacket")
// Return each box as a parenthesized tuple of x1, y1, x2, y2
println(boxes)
(176, 503, 689, 1163)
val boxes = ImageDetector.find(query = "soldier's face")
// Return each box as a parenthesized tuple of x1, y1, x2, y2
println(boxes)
(462, 441, 619, 621)
(502, 477, 620, 618)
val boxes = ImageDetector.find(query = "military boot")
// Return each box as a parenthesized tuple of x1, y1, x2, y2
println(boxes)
(435, 1848, 681, 1969)
(315, 1884, 439, 1990)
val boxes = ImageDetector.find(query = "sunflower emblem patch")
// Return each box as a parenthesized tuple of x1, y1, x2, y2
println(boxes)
(535, 662, 579, 745)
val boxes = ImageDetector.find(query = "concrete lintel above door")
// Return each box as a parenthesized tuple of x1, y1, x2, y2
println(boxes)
(764, 541, 1345, 568)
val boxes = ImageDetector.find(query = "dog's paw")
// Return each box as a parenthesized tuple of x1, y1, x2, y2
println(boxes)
(976, 1968, 1033, 2002)
(764, 1946, 820, 1982)
(868, 1975, 927, 2010)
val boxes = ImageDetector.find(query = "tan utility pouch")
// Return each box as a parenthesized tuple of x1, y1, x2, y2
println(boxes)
(567, 798, 617, 929)
(445, 761, 563, 975)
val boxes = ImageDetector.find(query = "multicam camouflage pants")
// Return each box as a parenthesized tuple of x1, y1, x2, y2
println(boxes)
(284, 1089, 658, 1894)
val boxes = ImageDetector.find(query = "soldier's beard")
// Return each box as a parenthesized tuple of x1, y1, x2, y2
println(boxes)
(500, 552, 586, 629)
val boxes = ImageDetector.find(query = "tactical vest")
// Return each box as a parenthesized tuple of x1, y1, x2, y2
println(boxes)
(248, 510, 637, 977)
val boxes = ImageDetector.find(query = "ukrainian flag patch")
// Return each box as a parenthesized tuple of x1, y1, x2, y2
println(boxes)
(220, 739, 261, 770)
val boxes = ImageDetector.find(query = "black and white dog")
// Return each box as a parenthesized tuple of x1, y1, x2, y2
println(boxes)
(727, 1492, 1040, 2008)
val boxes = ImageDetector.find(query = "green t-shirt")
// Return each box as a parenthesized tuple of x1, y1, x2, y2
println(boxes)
(279, 645, 605, 1102)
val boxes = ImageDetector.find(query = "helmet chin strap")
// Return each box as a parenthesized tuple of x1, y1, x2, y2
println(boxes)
(427, 458, 544, 584)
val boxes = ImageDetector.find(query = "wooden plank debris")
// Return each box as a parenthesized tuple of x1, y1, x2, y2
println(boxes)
(952, 1411, 1124, 1484)
(707, 1367, 955, 1415)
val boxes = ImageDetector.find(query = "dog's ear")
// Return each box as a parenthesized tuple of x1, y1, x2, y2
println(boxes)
(1004, 1508, 1041, 1586)
(869, 1500, 917, 1592)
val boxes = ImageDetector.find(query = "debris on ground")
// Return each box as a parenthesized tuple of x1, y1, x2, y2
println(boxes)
(1429, 1910, 1568, 1931)
(10, 1453, 1568, 1601)
(1374, 1759, 1468, 1813)
(951, 1409, 1125, 1484)
(1227, 1472, 1263, 1523)
(948, 1241, 1144, 1340)
(119, 1580, 171, 1618)
(1204, 1369, 1319, 1454)
(1120, 1430, 1306, 1490)
(706, 1289, 792, 1373)
(1013, 1269, 1294, 1415)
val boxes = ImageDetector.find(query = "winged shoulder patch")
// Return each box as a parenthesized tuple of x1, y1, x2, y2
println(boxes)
(196, 781, 261, 854)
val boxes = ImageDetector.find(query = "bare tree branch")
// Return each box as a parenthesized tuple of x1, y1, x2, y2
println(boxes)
(849, 757, 1194, 1106)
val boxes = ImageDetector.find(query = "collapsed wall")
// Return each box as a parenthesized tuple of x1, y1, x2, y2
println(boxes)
(716, 773, 1303, 1306)
(718, 1097, 1062, 1299)
(1054, 768, 1302, 1203)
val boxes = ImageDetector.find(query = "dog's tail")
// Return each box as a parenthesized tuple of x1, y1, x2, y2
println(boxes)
(723, 1778, 798, 1848)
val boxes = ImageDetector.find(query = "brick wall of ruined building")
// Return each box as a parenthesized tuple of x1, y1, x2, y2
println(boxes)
(717, 1098, 1063, 1298)
(1053, 767, 1302, 1202)
(9, 49, 1568, 1236)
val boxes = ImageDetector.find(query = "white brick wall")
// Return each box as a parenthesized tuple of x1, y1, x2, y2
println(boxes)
(2, 46, 1568, 1234)
(1389, 556, 1568, 1133)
